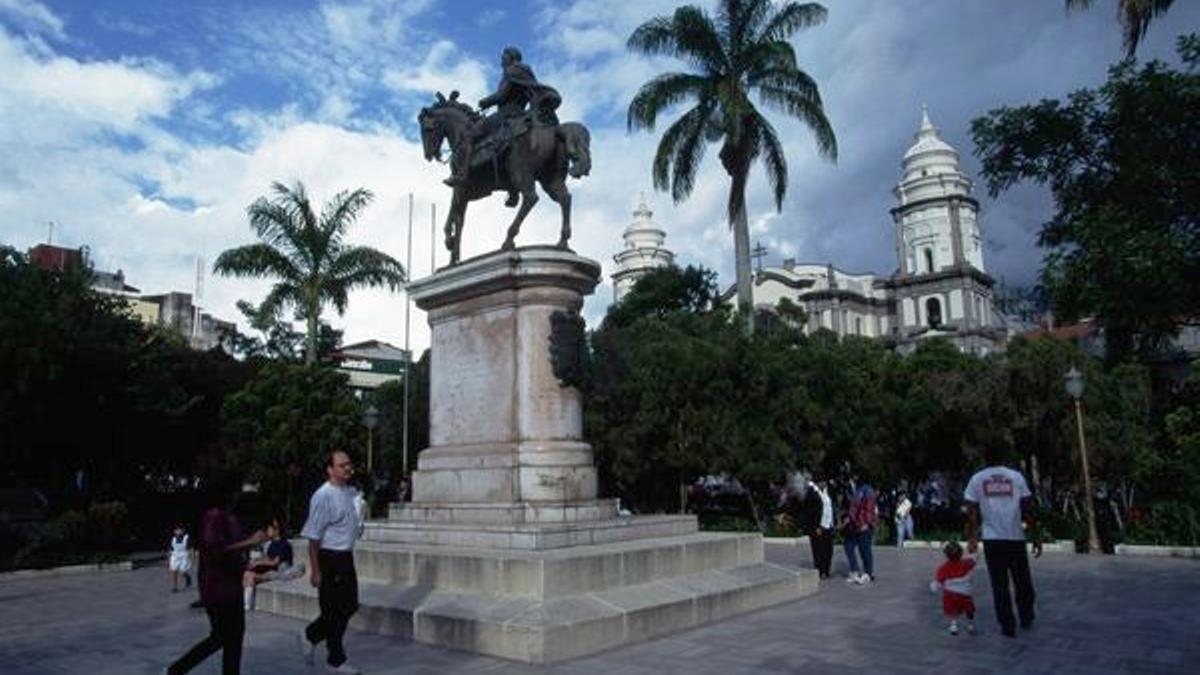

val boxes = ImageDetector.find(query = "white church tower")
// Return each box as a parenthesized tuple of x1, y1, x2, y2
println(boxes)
(889, 107, 1002, 354)
(612, 195, 675, 302)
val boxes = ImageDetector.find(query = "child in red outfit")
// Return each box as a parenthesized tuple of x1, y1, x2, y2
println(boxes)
(930, 541, 976, 635)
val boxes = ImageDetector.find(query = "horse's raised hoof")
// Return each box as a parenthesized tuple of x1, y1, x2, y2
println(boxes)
(505, 192, 519, 208)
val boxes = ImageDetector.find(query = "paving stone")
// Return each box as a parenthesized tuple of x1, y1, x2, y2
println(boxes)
(1, 546, 1198, 673)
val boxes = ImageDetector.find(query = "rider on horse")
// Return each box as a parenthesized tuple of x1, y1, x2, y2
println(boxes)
(444, 46, 561, 190)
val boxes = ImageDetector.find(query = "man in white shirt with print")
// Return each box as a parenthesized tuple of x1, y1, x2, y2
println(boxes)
(299, 450, 363, 674)
(964, 441, 1042, 638)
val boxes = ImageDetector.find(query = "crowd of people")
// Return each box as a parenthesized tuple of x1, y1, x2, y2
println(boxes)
(782, 440, 1042, 638)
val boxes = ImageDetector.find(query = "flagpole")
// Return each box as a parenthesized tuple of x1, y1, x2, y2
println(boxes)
(402, 193, 413, 481)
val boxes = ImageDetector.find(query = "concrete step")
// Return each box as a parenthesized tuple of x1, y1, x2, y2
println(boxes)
(387, 498, 618, 525)
(363, 513, 697, 550)
(348, 531, 764, 598)
(256, 560, 817, 663)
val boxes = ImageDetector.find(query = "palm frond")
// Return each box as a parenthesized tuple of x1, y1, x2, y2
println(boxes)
(754, 113, 789, 211)
(670, 111, 710, 204)
(756, 84, 837, 161)
(651, 102, 713, 198)
(670, 6, 730, 74)
(319, 188, 374, 252)
(212, 243, 301, 281)
(744, 43, 801, 83)
(257, 283, 302, 320)
(1066, 0, 1175, 57)
(629, 7, 729, 74)
(719, 0, 772, 66)
(759, 1, 827, 42)
(327, 245, 407, 295)
(628, 73, 712, 132)
(246, 197, 298, 250)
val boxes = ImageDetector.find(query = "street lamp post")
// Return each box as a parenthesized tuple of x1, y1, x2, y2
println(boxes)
(1064, 366, 1102, 554)
(363, 405, 380, 476)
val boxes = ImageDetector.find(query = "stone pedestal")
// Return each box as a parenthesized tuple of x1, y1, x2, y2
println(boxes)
(398, 247, 618, 533)
(259, 246, 817, 662)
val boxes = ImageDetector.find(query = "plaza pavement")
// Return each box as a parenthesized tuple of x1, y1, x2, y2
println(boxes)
(1, 544, 1196, 675)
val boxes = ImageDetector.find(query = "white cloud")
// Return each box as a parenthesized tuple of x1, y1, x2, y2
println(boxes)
(0, 0, 65, 41)
(0, 28, 216, 137)
(382, 40, 488, 101)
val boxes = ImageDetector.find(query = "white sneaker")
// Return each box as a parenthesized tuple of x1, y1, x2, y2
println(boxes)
(845, 572, 861, 584)
(948, 620, 959, 636)
(327, 663, 361, 674)
(967, 621, 977, 635)
(298, 629, 315, 664)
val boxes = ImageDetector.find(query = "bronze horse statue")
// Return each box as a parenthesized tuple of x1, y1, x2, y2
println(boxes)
(419, 92, 591, 264)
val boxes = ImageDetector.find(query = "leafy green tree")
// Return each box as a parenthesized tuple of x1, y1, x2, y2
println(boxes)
(214, 182, 406, 364)
(1066, 0, 1177, 57)
(971, 36, 1200, 362)
(0, 246, 252, 502)
(603, 265, 721, 329)
(626, 0, 837, 333)
(220, 362, 363, 524)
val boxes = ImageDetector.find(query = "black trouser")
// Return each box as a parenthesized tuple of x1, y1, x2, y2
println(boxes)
(168, 600, 244, 675)
(306, 549, 359, 667)
(982, 540, 1036, 634)
(809, 527, 833, 576)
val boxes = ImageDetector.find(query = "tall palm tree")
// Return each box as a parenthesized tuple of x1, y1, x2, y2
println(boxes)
(1066, 0, 1175, 57)
(627, 0, 836, 333)
(214, 181, 406, 364)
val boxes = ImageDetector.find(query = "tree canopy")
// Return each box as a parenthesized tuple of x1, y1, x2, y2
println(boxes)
(971, 35, 1200, 362)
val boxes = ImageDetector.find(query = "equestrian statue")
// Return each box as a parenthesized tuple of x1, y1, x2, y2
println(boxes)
(418, 46, 591, 265)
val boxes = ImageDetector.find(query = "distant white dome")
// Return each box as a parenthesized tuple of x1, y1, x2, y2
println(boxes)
(896, 106, 972, 205)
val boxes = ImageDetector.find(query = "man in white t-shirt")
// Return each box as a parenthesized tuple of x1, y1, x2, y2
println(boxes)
(964, 443, 1042, 638)
(298, 450, 364, 674)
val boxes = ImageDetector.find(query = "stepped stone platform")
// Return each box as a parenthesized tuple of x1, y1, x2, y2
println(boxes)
(258, 531, 817, 663)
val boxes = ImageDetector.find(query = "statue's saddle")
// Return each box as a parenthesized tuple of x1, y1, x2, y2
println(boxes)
(470, 111, 555, 170)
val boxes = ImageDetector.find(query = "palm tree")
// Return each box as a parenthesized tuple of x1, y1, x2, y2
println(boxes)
(1066, 0, 1175, 57)
(214, 181, 406, 364)
(627, 0, 836, 333)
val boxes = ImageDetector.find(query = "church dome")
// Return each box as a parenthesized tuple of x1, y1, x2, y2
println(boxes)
(896, 106, 972, 203)
(622, 196, 667, 250)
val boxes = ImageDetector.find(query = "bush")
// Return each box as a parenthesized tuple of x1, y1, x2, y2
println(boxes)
(8, 501, 134, 570)
(1125, 501, 1200, 547)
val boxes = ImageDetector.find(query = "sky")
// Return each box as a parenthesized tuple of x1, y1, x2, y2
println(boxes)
(1, 0, 1197, 355)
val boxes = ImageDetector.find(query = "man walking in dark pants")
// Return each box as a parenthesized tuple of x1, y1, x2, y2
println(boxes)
(300, 450, 364, 674)
(964, 442, 1042, 638)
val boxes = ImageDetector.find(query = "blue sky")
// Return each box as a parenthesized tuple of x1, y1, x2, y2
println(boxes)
(2, 0, 1197, 353)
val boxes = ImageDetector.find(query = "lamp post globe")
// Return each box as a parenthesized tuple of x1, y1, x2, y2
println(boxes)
(1064, 366, 1085, 400)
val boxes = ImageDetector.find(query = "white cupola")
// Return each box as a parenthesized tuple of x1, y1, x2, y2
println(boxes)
(891, 106, 985, 275)
(612, 194, 675, 302)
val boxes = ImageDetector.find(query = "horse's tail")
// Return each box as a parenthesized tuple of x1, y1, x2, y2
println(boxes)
(560, 123, 591, 178)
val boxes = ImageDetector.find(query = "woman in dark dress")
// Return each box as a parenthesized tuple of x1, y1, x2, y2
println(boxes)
(167, 471, 266, 675)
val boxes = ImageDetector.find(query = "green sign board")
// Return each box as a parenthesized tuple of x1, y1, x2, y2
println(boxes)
(335, 357, 407, 375)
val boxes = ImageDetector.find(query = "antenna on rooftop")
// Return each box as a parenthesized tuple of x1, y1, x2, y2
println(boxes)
(47, 221, 55, 245)
(193, 256, 205, 340)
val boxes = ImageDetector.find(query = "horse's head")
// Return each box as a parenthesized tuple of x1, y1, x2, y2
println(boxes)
(418, 91, 479, 162)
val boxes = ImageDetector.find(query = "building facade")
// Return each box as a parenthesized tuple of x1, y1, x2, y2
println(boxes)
(612, 108, 1007, 355)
